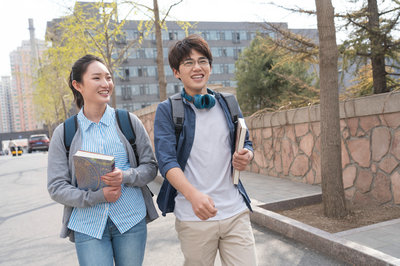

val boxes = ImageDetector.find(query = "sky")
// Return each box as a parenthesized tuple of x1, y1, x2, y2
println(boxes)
(0, 0, 336, 77)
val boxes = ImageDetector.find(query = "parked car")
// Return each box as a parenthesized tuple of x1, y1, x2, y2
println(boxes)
(28, 134, 49, 153)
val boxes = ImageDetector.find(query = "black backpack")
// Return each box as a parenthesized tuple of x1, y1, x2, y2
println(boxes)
(63, 109, 139, 163)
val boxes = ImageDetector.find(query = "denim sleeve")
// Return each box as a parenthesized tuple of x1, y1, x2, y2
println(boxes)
(154, 100, 181, 177)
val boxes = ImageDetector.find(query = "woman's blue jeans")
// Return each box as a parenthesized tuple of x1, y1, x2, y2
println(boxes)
(74, 218, 147, 266)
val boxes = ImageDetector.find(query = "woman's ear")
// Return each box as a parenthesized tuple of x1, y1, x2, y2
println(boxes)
(72, 80, 82, 93)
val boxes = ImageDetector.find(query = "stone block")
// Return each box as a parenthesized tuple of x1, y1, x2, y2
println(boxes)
(311, 122, 320, 137)
(262, 127, 272, 139)
(254, 150, 267, 168)
(341, 141, 350, 168)
(353, 191, 373, 205)
(274, 153, 283, 173)
(391, 171, 400, 204)
(359, 115, 380, 133)
(371, 127, 391, 161)
(355, 169, 373, 193)
(300, 133, 314, 157)
(383, 112, 400, 128)
(295, 123, 309, 137)
(281, 139, 294, 176)
(344, 187, 356, 200)
(290, 155, 309, 177)
(371, 172, 392, 204)
(286, 125, 295, 142)
(346, 117, 359, 137)
(378, 155, 399, 174)
(348, 138, 371, 167)
(306, 170, 315, 184)
(343, 166, 357, 189)
(390, 130, 400, 160)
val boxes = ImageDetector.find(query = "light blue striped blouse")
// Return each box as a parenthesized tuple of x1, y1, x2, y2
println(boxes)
(67, 105, 146, 239)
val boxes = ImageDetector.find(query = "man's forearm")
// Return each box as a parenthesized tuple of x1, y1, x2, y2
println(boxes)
(165, 167, 198, 201)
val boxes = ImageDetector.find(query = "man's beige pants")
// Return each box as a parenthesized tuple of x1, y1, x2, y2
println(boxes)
(175, 210, 257, 266)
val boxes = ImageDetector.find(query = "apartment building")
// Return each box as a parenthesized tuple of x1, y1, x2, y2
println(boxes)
(9, 19, 46, 132)
(115, 20, 310, 112)
(0, 76, 13, 133)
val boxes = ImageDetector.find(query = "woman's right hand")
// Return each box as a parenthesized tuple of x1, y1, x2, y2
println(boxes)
(103, 186, 121, 202)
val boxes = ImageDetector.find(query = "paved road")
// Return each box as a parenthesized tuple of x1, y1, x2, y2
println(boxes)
(0, 153, 346, 266)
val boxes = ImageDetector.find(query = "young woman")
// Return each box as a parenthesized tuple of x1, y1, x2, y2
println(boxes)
(47, 54, 158, 266)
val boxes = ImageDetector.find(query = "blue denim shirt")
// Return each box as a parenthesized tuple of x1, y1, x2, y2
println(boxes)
(154, 91, 253, 216)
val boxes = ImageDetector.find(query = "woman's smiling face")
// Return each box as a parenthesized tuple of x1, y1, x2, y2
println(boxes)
(73, 61, 113, 107)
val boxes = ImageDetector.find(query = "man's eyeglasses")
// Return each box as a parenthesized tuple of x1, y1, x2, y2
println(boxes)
(181, 58, 210, 68)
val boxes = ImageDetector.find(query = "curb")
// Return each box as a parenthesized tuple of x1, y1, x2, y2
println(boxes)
(250, 199, 400, 266)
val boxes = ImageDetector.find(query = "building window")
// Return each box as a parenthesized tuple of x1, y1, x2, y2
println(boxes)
(122, 86, 132, 100)
(202, 31, 210, 40)
(137, 49, 146, 59)
(139, 84, 148, 95)
(234, 48, 242, 59)
(222, 64, 229, 74)
(219, 48, 227, 57)
(124, 69, 130, 80)
(217, 31, 225, 40)
(169, 32, 178, 40)
(232, 32, 240, 43)
(138, 67, 148, 77)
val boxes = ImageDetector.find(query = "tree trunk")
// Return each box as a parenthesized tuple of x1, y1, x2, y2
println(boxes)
(315, 0, 348, 218)
(154, 0, 167, 101)
(367, 0, 388, 94)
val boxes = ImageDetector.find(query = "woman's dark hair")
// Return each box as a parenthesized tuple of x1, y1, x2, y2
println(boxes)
(68, 54, 107, 108)
(168, 34, 213, 71)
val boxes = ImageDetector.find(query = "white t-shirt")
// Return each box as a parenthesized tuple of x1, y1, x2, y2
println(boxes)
(174, 100, 247, 221)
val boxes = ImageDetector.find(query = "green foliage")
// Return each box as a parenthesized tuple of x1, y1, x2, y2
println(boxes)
(235, 36, 318, 116)
(34, 1, 147, 127)
(338, 0, 400, 94)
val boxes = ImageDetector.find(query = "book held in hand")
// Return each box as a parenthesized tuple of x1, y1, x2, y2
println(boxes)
(232, 118, 248, 185)
(73, 150, 115, 191)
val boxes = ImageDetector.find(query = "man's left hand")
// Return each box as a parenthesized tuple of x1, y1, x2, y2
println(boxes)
(232, 149, 253, 171)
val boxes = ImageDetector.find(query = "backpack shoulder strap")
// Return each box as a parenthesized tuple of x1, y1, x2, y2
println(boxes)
(169, 93, 184, 142)
(115, 109, 139, 164)
(63, 114, 78, 159)
(219, 92, 240, 124)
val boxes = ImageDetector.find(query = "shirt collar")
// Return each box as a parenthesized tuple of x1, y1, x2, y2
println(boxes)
(77, 105, 114, 132)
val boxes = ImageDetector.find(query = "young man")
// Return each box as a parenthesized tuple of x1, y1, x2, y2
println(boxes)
(154, 34, 256, 266)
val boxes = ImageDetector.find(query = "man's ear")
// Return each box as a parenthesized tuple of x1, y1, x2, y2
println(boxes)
(173, 68, 181, 80)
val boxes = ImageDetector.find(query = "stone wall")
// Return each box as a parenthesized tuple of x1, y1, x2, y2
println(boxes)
(246, 91, 400, 205)
(134, 91, 400, 205)
(134, 103, 158, 149)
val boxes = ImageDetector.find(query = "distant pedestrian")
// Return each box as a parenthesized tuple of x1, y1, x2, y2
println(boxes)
(155, 35, 257, 266)
(47, 54, 158, 266)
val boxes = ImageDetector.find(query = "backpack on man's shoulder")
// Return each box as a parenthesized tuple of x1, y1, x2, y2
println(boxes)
(168, 91, 241, 140)
(63, 109, 139, 163)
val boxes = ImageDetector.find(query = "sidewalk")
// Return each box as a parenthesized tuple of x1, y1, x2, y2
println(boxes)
(239, 171, 400, 265)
